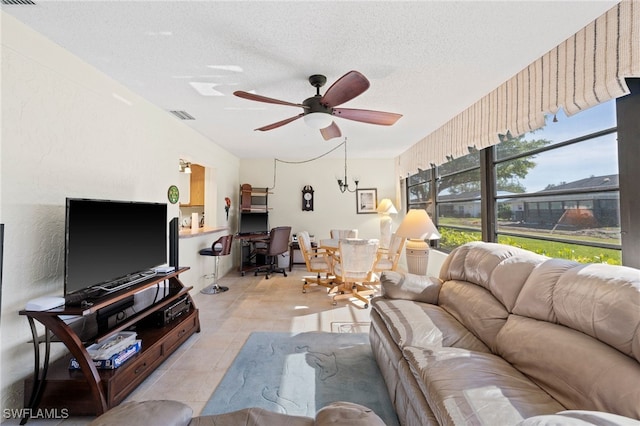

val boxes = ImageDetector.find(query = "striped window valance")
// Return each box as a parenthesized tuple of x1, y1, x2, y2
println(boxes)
(397, 0, 639, 178)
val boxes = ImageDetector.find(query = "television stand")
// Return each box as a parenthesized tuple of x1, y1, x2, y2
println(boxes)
(91, 270, 158, 294)
(19, 267, 200, 423)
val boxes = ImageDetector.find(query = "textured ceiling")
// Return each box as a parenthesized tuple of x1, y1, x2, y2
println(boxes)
(2, 1, 617, 159)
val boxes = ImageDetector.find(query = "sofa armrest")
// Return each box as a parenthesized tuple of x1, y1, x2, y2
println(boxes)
(89, 400, 193, 426)
(380, 271, 442, 304)
(315, 402, 386, 426)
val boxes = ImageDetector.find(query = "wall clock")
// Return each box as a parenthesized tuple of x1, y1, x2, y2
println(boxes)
(167, 185, 180, 204)
(302, 185, 314, 211)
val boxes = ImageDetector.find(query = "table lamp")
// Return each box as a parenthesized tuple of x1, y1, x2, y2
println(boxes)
(396, 209, 440, 275)
(376, 198, 398, 249)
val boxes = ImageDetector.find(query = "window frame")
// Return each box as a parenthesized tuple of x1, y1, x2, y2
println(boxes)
(405, 78, 639, 267)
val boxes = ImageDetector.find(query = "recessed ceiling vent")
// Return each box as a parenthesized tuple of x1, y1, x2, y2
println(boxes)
(169, 110, 195, 120)
(2, 0, 36, 4)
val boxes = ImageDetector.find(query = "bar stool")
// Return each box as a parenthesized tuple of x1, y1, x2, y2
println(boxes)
(199, 234, 233, 294)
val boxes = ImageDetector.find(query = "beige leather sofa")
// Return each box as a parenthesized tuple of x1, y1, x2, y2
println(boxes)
(370, 242, 640, 426)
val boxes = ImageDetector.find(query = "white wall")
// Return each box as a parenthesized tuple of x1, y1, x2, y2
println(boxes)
(240, 158, 399, 242)
(238, 157, 449, 273)
(0, 14, 240, 412)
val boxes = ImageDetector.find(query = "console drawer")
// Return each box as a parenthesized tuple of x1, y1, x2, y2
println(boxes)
(111, 344, 162, 404)
(163, 312, 198, 355)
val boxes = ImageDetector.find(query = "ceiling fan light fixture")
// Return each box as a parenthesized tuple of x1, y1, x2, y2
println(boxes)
(303, 112, 333, 129)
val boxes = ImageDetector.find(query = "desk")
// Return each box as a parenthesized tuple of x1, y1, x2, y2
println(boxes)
(236, 233, 270, 275)
(288, 241, 317, 271)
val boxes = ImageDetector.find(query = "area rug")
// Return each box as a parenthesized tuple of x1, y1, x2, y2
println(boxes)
(201, 331, 399, 425)
(330, 321, 371, 333)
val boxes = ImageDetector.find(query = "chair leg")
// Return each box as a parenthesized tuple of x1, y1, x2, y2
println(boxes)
(302, 272, 335, 293)
(331, 280, 373, 308)
(254, 255, 287, 279)
(201, 256, 229, 294)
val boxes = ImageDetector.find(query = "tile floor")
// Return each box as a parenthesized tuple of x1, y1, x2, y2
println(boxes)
(13, 267, 377, 425)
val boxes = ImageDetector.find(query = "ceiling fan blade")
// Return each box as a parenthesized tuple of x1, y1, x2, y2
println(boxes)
(234, 91, 309, 109)
(254, 114, 304, 131)
(332, 108, 402, 126)
(319, 122, 341, 141)
(320, 70, 370, 107)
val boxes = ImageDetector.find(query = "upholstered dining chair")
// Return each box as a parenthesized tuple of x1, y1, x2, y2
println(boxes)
(331, 238, 379, 309)
(372, 233, 406, 278)
(252, 226, 292, 279)
(297, 231, 335, 293)
(330, 229, 358, 239)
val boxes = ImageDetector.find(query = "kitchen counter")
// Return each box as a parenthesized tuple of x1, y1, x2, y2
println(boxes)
(179, 225, 229, 239)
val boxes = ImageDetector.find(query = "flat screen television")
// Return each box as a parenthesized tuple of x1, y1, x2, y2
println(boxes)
(64, 198, 167, 296)
(238, 212, 269, 235)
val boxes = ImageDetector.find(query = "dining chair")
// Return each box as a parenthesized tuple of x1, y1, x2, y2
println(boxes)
(252, 226, 292, 279)
(330, 229, 358, 239)
(331, 238, 379, 309)
(297, 231, 336, 293)
(372, 233, 406, 277)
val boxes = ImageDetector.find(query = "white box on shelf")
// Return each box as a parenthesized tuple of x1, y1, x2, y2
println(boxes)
(86, 331, 137, 360)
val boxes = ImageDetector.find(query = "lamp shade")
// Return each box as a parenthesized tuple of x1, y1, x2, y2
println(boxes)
(303, 112, 333, 129)
(396, 209, 440, 240)
(376, 198, 398, 215)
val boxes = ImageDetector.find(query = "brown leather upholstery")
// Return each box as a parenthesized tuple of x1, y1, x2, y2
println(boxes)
(199, 234, 234, 294)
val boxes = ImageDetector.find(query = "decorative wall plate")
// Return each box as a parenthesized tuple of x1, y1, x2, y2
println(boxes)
(167, 185, 180, 204)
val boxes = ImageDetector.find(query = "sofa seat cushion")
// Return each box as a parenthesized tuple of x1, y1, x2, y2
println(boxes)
(403, 346, 564, 426)
(372, 298, 490, 353)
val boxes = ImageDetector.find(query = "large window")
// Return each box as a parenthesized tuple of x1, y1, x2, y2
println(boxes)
(435, 152, 482, 251)
(406, 100, 625, 264)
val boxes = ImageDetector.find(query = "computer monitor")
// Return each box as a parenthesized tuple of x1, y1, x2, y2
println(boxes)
(239, 213, 269, 235)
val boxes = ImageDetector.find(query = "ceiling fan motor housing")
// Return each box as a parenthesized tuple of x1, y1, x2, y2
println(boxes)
(303, 95, 332, 115)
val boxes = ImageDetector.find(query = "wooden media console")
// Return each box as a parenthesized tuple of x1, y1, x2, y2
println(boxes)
(19, 268, 200, 422)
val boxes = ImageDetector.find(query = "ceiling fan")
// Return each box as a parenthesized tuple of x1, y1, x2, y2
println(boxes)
(233, 70, 402, 140)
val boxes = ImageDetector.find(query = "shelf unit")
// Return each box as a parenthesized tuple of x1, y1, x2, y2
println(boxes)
(237, 184, 272, 275)
(240, 183, 271, 212)
(19, 268, 200, 420)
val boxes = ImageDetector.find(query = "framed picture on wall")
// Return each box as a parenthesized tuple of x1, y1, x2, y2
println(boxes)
(356, 188, 377, 214)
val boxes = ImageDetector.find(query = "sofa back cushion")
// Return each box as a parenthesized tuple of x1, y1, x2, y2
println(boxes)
(438, 242, 548, 351)
(438, 280, 509, 353)
(440, 242, 547, 311)
(497, 315, 640, 419)
(514, 259, 640, 363)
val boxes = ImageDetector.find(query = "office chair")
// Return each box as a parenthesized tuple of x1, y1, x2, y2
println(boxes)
(252, 226, 292, 279)
(199, 234, 233, 294)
